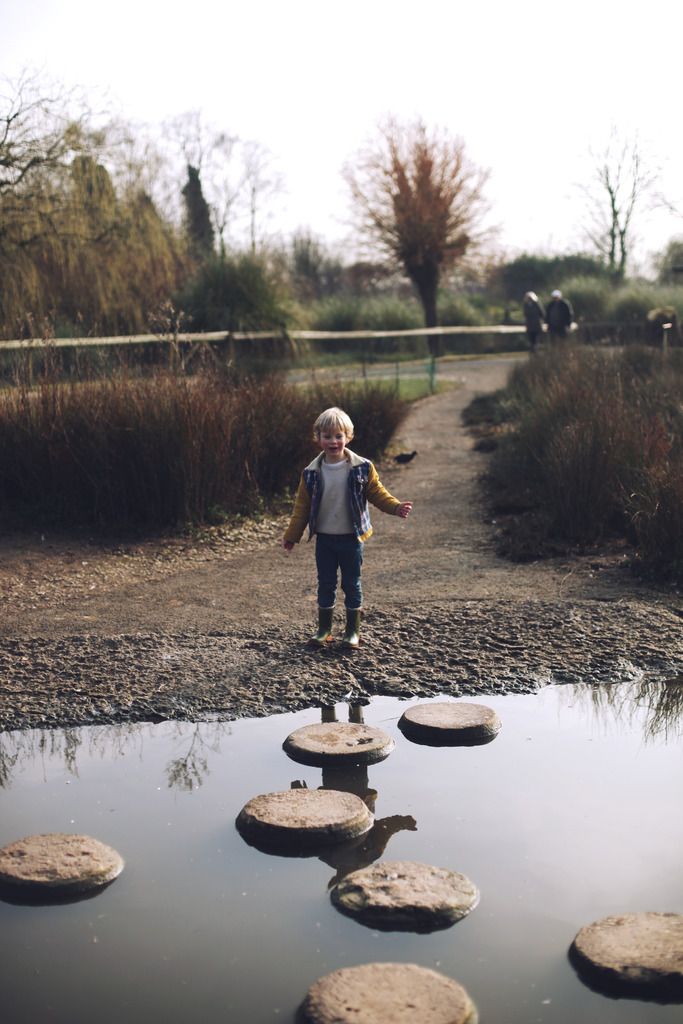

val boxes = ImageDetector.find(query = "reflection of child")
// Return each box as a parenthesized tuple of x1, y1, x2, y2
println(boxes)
(290, 755, 417, 889)
(283, 407, 412, 649)
(318, 811, 418, 889)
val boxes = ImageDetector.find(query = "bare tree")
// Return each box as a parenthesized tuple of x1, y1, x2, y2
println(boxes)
(165, 110, 240, 251)
(581, 131, 657, 280)
(0, 72, 89, 247)
(344, 117, 489, 328)
(241, 140, 283, 253)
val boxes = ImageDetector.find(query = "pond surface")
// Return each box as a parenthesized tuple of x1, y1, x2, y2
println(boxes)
(0, 682, 682, 1023)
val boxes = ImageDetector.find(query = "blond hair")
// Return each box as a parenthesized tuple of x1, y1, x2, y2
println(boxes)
(313, 406, 354, 441)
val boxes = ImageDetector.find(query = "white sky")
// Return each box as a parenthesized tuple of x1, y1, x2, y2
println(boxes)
(2, 0, 682, 270)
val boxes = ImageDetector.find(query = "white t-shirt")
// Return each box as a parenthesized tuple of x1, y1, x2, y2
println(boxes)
(317, 460, 353, 534)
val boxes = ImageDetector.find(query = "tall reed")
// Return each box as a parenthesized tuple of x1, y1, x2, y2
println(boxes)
(485, 345, 683, 579)
(0, 361, 408, 530)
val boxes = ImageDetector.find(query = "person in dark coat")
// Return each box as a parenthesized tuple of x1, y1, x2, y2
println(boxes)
(545, 289, 574, 343)
(523, 291, 545, 352)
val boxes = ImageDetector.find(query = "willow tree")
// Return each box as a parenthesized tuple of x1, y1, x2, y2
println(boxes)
(0, 74, 89, 333)
(0, 74, 187, 336)
(345, 118, 489, 329)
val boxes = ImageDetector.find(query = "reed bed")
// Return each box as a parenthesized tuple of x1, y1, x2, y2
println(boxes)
(478, 345, 683, 580)
(0, 361, 407, 530)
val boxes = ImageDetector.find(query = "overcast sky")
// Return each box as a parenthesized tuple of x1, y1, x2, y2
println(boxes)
(2, 0, 681, 270)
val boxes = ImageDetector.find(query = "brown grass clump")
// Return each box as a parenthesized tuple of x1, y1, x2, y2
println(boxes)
(0, 357, 408, 531)
(470, 345, 683, 581)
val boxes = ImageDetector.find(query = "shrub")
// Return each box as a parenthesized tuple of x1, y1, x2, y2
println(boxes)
(627, 449, 683, 578)
(437, 293, 485, 326)
(307, 295, 422, 333)
(304, 295, 426, 360)
(177, 252, 292, 332)
(607, 284, 660, 323)
(0, 364, 408, 530)
(557, 276, 611, 321)
(480, 346, 683, 578)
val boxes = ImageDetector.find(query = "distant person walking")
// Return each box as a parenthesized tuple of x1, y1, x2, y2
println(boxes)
(545, 289, 574, 343)
(522, 291, 545, 352)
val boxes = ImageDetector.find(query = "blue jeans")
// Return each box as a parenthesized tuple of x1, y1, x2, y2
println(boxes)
(315, 533, 364, 609)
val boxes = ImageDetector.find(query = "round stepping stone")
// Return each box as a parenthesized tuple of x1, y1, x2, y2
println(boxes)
(398, 702, 501, 746)
(283, 723, 395, 767)
(0, 833, 124, 893)
(236, 789, 373, 853)
(330, 860, 479, 933)
(299, 962, 478, 1024)
(570, 912, 683, 998)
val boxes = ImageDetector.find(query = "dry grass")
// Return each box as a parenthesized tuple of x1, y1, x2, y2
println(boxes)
(0, 357, 408, 530)
(472, 344, 683, 580)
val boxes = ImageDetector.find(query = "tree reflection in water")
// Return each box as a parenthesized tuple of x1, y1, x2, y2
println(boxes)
(164, 723, 228, 792)
(1, 680, 680, 793)
(0, 720, 233, 791)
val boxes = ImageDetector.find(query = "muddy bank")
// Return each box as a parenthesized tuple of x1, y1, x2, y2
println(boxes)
(2, 599, 681, 731)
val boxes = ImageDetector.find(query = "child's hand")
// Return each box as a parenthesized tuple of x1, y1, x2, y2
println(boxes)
(396, 502, 413, 519)
(283, 539, 295, 551)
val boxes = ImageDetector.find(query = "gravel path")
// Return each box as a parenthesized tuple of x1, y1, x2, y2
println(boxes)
(1, 355, 681, 731)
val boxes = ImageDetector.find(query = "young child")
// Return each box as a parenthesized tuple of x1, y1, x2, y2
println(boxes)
(282, 406, 412, 648)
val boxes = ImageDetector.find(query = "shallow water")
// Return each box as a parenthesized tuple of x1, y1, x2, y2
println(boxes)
(0, 681, 682, 1023)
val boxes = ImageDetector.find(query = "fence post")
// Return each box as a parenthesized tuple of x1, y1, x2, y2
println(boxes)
(428, 354, 437, 394)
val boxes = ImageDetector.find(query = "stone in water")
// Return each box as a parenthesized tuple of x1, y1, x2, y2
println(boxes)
(283, 722, 395, 767)
(0, 833, 124, 893)
(298, 962, 478, 1023)
(571, 912, 683, 999)
(236, 788, 373, 852)
(331, 859, 479, 932)
(398, 702, 501, 746)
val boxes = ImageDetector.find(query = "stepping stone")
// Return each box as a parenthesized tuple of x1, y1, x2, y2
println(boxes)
(298, 962, 478, 1024)
(570, 912, 683, 998)
(283, 723, 395, 767)
(0, 833, 124, 893)
(330, 860, 479, 932)
(236, 789, 373, 853)
(398, 702, 501, 746)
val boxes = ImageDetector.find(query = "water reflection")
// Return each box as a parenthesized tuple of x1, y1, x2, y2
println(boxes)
(291, 703, 417, 886)
(557, 678, 683, 743)
(0, 727, 84, 788)
(0, 690, 681, 1024)
(0, 720, 234, 791)
(0, 878, 115, 908)
(320, 702, 367, 725)
(0, 679, 680, 795)
(165, 723, 227, 792)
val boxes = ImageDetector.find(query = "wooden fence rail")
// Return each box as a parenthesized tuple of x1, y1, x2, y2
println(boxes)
(0, 325, 526, 352)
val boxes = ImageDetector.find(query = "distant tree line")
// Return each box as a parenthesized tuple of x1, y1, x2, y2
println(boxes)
(1, 75, 678, 341)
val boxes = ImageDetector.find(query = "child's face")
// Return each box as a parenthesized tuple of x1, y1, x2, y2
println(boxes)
(318, 427, 349, 462)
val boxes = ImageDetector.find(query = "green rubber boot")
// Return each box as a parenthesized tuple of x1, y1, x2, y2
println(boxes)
(342, 608, 362, 649)
(309, 607, 334, 647)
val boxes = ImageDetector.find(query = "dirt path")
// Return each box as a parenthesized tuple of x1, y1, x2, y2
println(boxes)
(1, 355, 682, 730)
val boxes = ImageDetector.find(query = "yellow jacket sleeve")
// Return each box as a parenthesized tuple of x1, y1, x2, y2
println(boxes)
(283, 474, 311, 544)
(366, 463, 401, 514)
